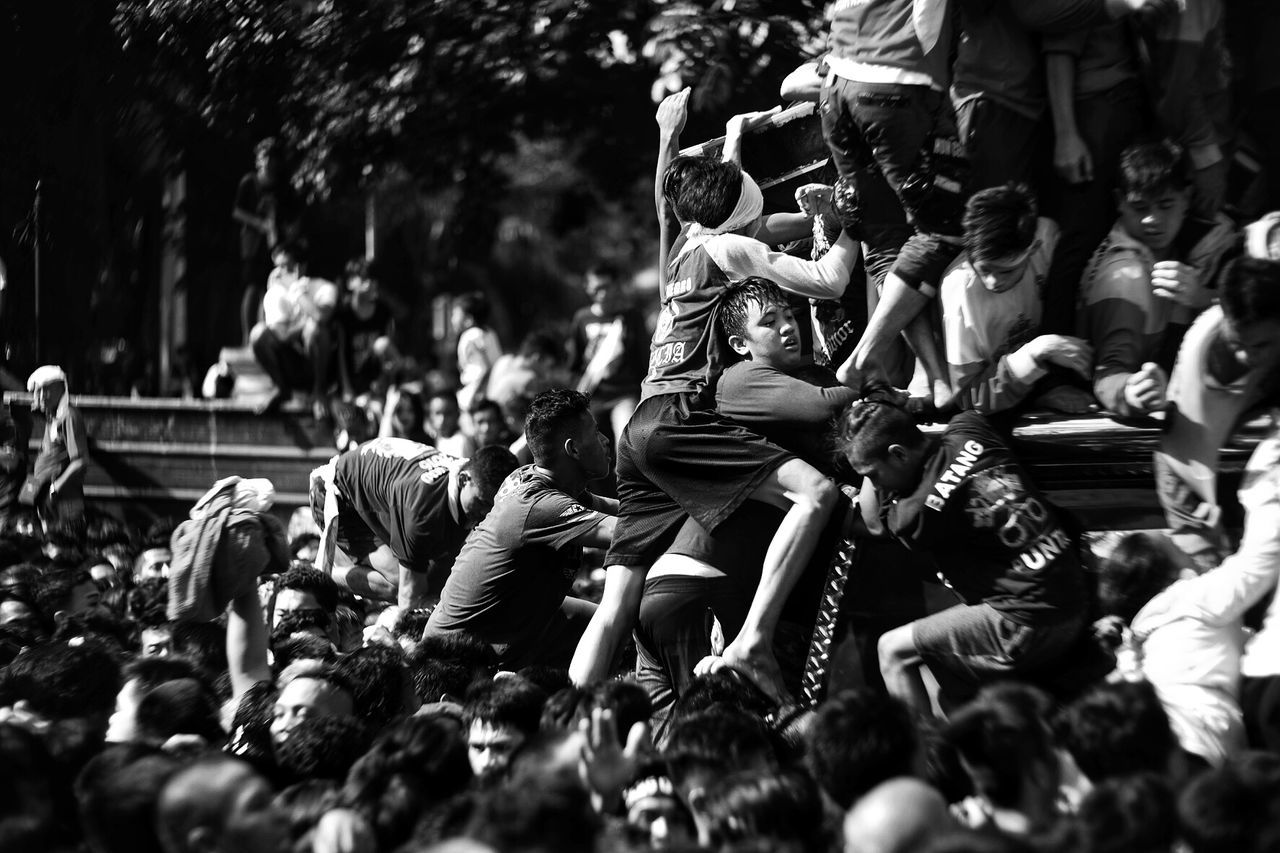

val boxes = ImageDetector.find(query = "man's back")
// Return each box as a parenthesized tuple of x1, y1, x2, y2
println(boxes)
(428, 466, 607, 645)
(883, 412, 1086, 623)
(334, 438, 462, 569)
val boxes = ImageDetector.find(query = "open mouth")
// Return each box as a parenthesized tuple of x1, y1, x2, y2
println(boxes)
(782, 338, 798, 350)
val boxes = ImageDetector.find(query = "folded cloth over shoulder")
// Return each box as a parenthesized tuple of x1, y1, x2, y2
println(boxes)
(168, 476, 290, 623)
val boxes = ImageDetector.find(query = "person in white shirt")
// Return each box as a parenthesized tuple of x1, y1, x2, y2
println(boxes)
(1098, 422, 1280, 765)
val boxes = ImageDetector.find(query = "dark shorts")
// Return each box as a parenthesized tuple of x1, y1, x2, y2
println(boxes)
(912, 602, 1084, 707)
(635, 574, 751, 746)
(819, 77, 963, 290)
(605, 392, 793, 567)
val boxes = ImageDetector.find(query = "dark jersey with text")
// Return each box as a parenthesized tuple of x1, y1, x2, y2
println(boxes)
(333, 437, 464, 571)
(883, 412, 1086, 624)
(642, 233, 734, 400)
(427, 466, 607, 645)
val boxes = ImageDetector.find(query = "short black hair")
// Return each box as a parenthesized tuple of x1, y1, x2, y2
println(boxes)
(1055, 681, 1177, 782)
(4, 638, 121, 719)
(943, 683, 1055, 808)
(832, 387, 925, 465)
(334, 644, 414, 731)
(468, 398, 503, 419)
(460, 445, 519, 502)
(524, 389, 592, 467)
(719, 278, 791, 345)
(340, 715, 472, 849)
(585, 262, 621, 282)
(1219, 256, 1280, 328)
(344, 257, 373, 280)
(463, 677, 547, 738)
(702, 769, 827, 853)
(1098, 532, 1180, 623)
(665, 705, 775, 787)
(1117, 139, 1191, 201)
(277, 565, 339, 614)
(1077, 773, 1178, 853)
(1178, 756, 1280, 853)
(517, 329, 563, 362)
(662, 155, 743, 227)
(806, 688, 919, 809)
(455, 292, 491, 326)
(962, 183, 1038, 266)
(274, 715, 370, 784)
(32, 568, 94, 622)
(76, 746, 182, 853)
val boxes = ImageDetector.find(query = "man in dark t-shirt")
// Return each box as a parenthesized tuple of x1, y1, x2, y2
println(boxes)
(835, 397, 1088, 712)
(312, 437, 518, 608)
(426, 389, 616, 668)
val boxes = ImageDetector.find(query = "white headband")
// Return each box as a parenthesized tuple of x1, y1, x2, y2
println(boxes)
(26, 364, 67, 393)
(687, 171, 764, 238)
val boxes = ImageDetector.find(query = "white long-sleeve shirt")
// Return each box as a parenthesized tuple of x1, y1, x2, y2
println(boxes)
(1131, 423, 1280, 764)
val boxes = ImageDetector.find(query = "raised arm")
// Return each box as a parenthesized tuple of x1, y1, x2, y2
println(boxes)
(656, 88, 691, 287)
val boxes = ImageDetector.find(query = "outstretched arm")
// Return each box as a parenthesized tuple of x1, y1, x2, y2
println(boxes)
(656, 88, 690, 287)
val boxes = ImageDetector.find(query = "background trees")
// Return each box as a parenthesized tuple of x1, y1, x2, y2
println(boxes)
(1, 0, 827, 391)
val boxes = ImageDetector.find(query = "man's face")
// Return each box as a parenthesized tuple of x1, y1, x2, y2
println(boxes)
(571, 412, 613, 481)
(135, 548, 172, 582)
(67, 580, 104, 619)
(88, 562, 119, 591)
(1220, 317, 1280, 370)
(106, 677, 144, 743)
(468, 719, 524, 781)
(1117, 188, 1190, 253)
(457, 472, 496, 529)
(733, 300, 802, 370)
(627, 794, 693, 850)
(472, 410, 503, 448)
(586, 273, 621, 311)
(140, 626, 174, 658)
(428, 397, 459, 437)
(844, 444, 919, 498)
(31, 382, 63, 416)
(270, 677, 353, 747)
(971, 243, 1037, 294)
(273, 588, 324, 627)
(347, 274, 378, 301)
(0, 598, 40, 638)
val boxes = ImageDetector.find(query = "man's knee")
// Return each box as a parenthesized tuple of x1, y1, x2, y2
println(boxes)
(249, 322, 273, 352)
(771, 458, 838, 513)
(878, 625, 917, 674)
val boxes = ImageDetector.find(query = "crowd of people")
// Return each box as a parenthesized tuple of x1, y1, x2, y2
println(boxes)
(4, 0, 1280, 851)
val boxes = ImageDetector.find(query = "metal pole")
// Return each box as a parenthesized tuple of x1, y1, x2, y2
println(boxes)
(33, 180, 40, 365)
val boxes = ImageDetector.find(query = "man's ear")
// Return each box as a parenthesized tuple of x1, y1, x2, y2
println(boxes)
(727, 334, 750, 357)
(886, 443, 908, 463)
(457, 469, 472, 490)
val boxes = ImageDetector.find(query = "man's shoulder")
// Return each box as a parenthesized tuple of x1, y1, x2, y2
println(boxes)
(942, 411, 1010, 456)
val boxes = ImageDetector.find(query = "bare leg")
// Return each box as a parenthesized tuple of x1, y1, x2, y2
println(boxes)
(838, 273, 931, 391)
(718, 458, 838, 705)
(329, 544, 400, 602)
(902, 311, 953, 410)
(878, 623, 932, 717)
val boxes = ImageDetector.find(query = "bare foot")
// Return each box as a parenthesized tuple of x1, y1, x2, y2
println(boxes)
(1033, 385, 1099, 414)
(931, 378, 955, 412)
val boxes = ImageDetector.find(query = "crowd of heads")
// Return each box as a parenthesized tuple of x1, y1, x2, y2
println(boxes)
(1, 498, 1276, 853)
